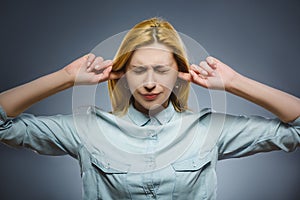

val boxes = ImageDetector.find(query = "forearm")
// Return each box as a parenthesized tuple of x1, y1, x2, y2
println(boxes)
(0, 69, 74, 117)
(227, 74, 300, 123)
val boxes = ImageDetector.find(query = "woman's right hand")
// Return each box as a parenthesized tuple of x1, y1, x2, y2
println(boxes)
(63, 53, 121, 85)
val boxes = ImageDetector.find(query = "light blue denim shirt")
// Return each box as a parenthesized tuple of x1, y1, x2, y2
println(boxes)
(0, 104, 299, 200)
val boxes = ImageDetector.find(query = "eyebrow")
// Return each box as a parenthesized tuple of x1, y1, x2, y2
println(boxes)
(130, 64, 171, 68)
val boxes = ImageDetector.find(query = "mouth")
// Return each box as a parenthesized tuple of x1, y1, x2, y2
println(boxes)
(141, 93, 160, 101)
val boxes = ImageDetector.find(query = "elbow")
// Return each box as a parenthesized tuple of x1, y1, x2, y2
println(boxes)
(280, 115, 300, 124)
(0, 107, 20, 119)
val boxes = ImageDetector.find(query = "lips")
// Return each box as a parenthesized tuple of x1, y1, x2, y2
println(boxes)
(142, 93, 160, 100)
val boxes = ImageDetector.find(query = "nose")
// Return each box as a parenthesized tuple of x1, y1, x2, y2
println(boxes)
(144, 70, 156, 91)
(144, 82, 156, 91)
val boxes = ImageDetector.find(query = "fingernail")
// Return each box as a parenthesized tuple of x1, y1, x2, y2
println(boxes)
(95, 65, 100, 70)
(87, 62, 91, 67)
(200, 61, 206, 67)
(207, 57, 214, 64)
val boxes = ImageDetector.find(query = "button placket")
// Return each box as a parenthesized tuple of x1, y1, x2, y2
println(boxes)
(142, 117, 160, 199)
(143, 186, 157, 199)
(148, 117, 159, 140)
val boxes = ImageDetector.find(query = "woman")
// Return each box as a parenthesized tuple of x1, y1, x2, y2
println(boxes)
(0, 17, 299, 199)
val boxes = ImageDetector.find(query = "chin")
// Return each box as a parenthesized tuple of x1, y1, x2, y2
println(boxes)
(141, 99, 169, 112)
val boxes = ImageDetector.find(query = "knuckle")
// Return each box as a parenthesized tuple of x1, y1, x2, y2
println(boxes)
(199, 61, 206, 67)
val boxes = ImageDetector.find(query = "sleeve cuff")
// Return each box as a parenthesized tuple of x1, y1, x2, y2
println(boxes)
(0, 105, 8, 126)
(289, 116, 300, 126)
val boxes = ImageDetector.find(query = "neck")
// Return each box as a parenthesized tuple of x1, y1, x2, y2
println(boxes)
(133, 100, 169, 116)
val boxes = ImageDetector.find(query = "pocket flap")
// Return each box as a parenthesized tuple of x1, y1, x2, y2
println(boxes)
(91, 156, 130, 174)
(172, 152, 212, 172)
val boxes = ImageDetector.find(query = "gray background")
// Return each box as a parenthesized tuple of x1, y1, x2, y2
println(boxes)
(0, 0, 299, 199)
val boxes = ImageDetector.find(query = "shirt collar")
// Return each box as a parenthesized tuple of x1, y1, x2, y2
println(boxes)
(127, 103, 176, 126)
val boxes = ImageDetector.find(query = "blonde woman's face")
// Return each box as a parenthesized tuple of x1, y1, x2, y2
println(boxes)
(126, 43, 179, 115)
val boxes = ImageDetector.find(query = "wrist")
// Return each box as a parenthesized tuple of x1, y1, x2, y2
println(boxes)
(59, 68, 75, 86)
(225, 72, 244, 93)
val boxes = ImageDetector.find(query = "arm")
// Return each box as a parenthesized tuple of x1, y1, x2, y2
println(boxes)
(215, 112, 300, 159)
(177, 57, 300, 156)
(227, 72, 300, 123)
(0, 53, 121, 155)
(179, 57, 300, 123)
(0, 54, 115, 117)
(0, 70, 73, 117)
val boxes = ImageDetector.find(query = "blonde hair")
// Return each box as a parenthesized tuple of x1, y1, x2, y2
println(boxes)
(108, 17, 190, 115)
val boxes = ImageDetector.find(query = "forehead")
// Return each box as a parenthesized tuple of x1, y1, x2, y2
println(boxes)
(130, 43, 175, 65)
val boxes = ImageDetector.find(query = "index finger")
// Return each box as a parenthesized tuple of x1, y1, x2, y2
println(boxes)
(108, 71, 124, 80)
(86, 53, 96, 67)
(178, 71, 191, 82)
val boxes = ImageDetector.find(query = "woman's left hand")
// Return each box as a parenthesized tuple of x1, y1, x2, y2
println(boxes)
(178, 56, 239, 90)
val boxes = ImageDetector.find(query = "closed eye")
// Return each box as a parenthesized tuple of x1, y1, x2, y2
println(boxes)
(154, 65, 170, 74)
(131, 65, 171, 74)
(132, 66, 147, 74)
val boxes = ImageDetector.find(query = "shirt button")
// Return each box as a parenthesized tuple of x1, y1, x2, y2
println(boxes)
(192, 161, 197, 168)
(147, 131, 157, 139)
(151, 134, 157, 139)
(104, 162, 110, 169)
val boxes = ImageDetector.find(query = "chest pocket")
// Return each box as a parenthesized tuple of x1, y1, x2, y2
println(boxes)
(87, 155, 131, 200)
(91, 156, 130, 174)
(171, 152, 214, 200)
(172, 153, 211, 172)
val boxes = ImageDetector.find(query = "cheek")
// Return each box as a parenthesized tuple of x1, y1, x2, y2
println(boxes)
(126, 73, 143, 93)
(157, 73, 178, 90)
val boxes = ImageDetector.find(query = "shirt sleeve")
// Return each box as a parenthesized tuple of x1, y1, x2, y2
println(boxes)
(216, 113, 300, 160)
(0, 105, 81, 158)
